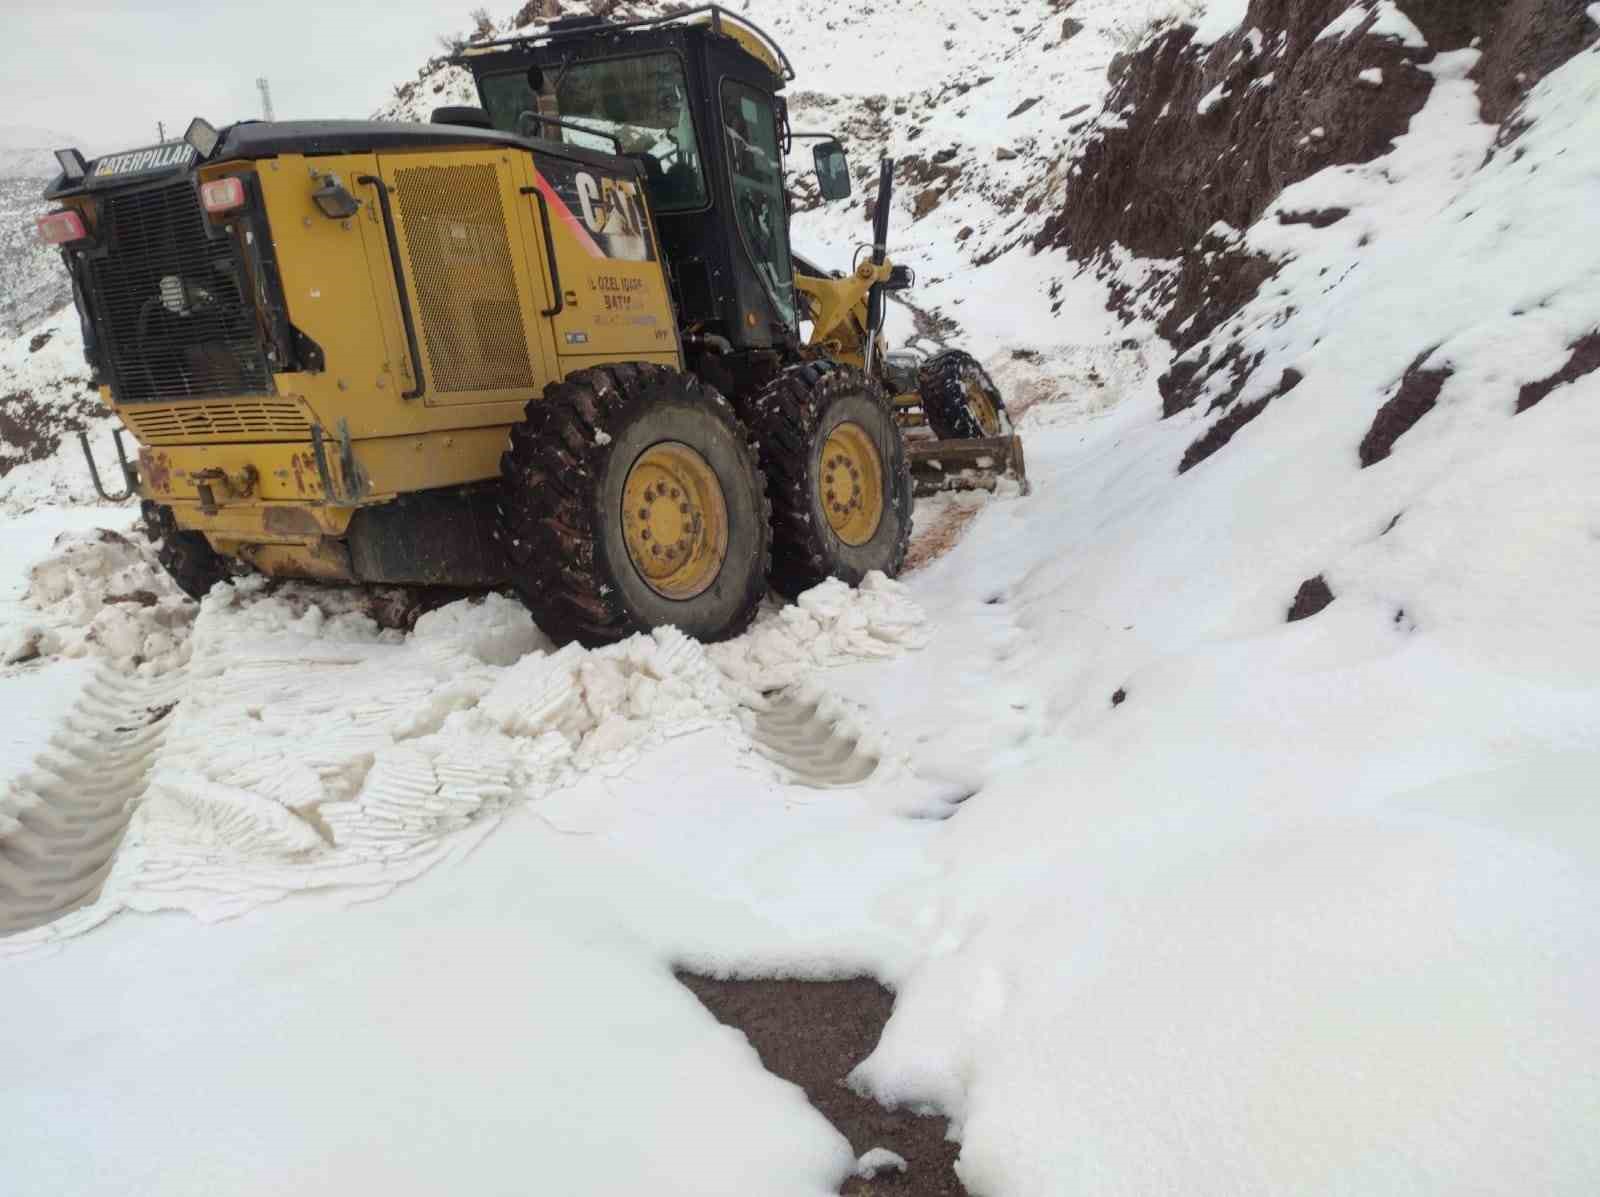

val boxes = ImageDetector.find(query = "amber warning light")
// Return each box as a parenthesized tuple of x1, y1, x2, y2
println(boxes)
(35, 210, 86, 245)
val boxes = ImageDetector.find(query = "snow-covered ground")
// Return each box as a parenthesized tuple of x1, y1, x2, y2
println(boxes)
(4, 2, 1600, 1194)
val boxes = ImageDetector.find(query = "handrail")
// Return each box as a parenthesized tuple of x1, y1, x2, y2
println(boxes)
(517, 113, 622, 155)
(78, 429, 135, 502)
(461, 4, 795, 81)
(520, 185, 565, 317)
(356, 174, 425, 401)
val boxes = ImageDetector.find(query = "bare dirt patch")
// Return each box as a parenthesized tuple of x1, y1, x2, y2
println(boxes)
(905, 498, 985, 572)
(1516, 329, 1600, 413)
(1177, 367, 1302, 473)
(0, 385, 102, 480)
(676, 973, 965, 1196)
(1287, 575, 1335, 622)
(1359, 350, 1450, 467)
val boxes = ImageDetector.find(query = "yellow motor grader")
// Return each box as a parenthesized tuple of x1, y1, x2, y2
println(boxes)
(39, 5, 1025, 645)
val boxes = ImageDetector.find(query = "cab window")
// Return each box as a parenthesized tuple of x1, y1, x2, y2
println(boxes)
(478, 53, 708, 213)
(720, 79, 795, 326)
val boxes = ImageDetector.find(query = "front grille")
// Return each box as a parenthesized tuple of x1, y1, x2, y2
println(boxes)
(121, 398, 309, 443)
(394, 163, 534, 394)
(88, 180, 271, 403)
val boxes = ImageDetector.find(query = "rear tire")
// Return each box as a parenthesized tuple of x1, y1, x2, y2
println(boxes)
(918, 349, 1010, 440)
(497, 363, 771, 647)
(140, 501, 230, 601)
(741, 360, 913, 598)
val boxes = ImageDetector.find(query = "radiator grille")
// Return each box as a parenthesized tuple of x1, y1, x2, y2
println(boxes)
(120, 398, 309, 443)
(393, 164, 533, 394)
(88, 180, 271, 403)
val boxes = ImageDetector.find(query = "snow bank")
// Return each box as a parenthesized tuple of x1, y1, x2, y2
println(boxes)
(0, 305, 121, 514)
(4, 526, 191, 669)
(828, 36, 1600, 1197)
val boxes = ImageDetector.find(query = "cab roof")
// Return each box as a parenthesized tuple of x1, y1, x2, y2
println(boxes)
(459, 3, 793, 84)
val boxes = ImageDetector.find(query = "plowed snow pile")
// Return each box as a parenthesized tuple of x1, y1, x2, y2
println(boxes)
(3, 3, 1600, 1196)
(4, 553, 928, 943)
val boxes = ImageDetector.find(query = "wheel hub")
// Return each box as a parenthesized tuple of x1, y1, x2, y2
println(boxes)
(622, 441, 730, 600)
(964, 378, 1002, 436)
(820, 421, 885, 547)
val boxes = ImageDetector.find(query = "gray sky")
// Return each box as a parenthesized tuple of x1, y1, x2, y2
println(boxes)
(1, 0, 468, 153)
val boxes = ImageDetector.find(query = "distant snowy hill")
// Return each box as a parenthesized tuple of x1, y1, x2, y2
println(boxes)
(0, 126, 87, 335)
(0, 124, 86, 180)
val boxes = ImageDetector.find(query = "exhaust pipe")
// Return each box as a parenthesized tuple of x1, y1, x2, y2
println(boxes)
(864, 156, 894, 377)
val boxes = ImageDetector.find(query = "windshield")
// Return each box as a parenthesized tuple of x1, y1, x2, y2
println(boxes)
(479, 53, 708, 213)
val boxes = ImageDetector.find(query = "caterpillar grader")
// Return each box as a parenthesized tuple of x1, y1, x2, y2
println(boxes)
(38, 5, 1026, 646)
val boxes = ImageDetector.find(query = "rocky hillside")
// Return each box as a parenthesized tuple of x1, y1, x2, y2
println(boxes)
(1037, 0, 1599, 421)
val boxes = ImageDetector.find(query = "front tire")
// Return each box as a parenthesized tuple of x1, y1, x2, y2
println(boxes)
(140, 501, 229, 601)
(918, 349, 1010, 440)
(497, 363, 771, 647)
(741, 360, 914, 598)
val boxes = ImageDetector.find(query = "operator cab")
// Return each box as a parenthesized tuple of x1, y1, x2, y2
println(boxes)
(455, 7, 837, 369)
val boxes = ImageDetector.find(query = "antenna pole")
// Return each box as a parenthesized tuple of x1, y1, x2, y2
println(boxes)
(256, 77, 275, 122)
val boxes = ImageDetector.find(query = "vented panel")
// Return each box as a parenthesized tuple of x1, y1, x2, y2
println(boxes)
(120, 398, 309, 443)
(393, 164, 533, 394)
(88, 180, 271, 403)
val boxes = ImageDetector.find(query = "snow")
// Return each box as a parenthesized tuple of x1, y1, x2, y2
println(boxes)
(1368, 1, 1429, 49)
(1197, 81, 1229, 115)
(1360, 66, 1385, 86)
(0, 305, 122, 513)
(854, 1147, 908, 1179)
(3, 556, 932, 939)
(5, 2, 1600, 1194)
(1188, 1, 1252, 46)
(1317, 1, 1428, 50)
(0, 505, 122, 783)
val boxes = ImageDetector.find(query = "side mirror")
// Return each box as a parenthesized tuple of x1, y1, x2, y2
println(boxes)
(813, 140, 852, 202)
(430, 105, 493, 129)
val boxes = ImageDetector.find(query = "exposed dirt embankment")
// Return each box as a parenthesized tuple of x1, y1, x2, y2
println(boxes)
(1039, 0, 1597, 416)
(1040, 1, 1432, 265)
(1040, 0, 1435, 392)
(1402, 0, 1599, 121)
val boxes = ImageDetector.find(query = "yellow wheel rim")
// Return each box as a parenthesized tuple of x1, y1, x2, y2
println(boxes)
(964, 378, 1002, 436)
(820, 421, 885, 547)
(622, 442, 729, 600)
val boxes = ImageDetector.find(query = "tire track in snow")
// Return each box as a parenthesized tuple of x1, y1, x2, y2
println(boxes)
(0, 666, 186, 936)
(743, 691, 880, 788)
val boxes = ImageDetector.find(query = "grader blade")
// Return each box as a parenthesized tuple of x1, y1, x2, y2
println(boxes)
(906, 435, 1030, 497)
